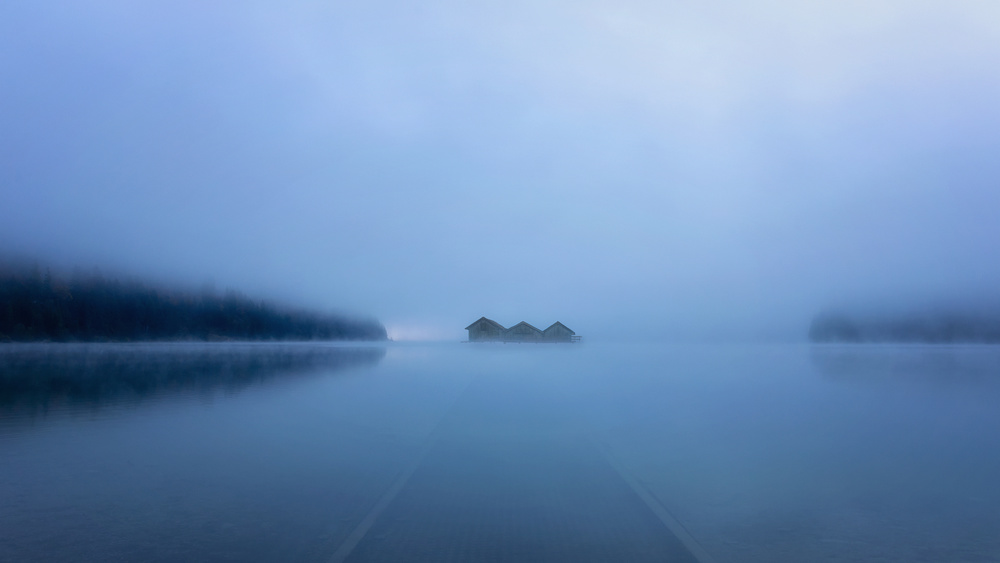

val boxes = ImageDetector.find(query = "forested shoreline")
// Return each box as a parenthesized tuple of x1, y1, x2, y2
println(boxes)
(0, 267, 386, 342)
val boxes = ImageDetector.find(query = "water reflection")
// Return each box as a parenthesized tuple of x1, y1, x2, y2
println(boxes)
(3, 343, 1000, 561)
(810, 344, 1000, 386)
(0, 343, 385, 418)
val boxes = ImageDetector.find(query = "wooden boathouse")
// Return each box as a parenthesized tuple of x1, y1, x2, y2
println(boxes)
(465, 317, 580, 343)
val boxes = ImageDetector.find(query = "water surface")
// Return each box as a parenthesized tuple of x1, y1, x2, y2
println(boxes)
(2, 342, 999, 562)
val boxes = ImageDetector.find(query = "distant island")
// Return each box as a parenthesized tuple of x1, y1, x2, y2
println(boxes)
(809, 308, 1000, 343)
(0, 266, 386, 342)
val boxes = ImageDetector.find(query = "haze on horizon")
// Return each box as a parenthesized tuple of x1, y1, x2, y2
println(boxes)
(3, 1, 1000, 342)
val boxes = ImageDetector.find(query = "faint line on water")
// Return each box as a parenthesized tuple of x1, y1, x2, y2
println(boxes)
(326, 377, 475, 563)
(594, 439, 718, 563)
(326, 444, 429, 563)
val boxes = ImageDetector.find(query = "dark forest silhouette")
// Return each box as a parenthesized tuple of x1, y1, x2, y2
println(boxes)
(0, 265, 386, 342)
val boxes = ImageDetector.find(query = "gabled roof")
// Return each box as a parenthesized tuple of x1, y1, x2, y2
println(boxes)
(543, 321, 575, 335)
(465, 316, 506, 330)
(508, 321, 543, 333)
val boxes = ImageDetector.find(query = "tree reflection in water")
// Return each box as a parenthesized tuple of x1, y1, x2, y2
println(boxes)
(0, 343, 385, 419)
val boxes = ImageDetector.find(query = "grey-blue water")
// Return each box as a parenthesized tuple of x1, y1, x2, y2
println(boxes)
(2, 342, 999, 562)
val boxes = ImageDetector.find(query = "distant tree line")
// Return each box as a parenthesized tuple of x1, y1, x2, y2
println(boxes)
(809, 309, 1000, 343)
(0, 266, 386, 342)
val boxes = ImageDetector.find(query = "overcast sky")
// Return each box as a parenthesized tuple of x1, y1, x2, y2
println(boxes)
(3, 1, 1000, 340)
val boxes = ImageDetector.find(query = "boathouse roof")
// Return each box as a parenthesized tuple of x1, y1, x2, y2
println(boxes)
(508, 321, 543, 333)
(543, 321, 575, 334)
(465, 316, 506, 330)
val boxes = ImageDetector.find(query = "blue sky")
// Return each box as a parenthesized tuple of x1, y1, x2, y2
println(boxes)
(3, 1, 1000, 340)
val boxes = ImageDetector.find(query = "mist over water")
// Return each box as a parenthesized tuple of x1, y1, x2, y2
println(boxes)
(3, 2, 1000, 561)
(2, 342, 999, 562)
(4, 2, 1000, 339)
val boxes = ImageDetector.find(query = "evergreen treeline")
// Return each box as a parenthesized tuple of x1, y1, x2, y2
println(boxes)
(0, 266, 386, 342)
(809, 309, 1000, 343)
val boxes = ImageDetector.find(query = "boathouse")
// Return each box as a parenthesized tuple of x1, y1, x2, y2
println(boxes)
(465, 317, 506, 341)
(465, 318, 578, 342)
(543, 321, 576, 342)
(506, 321, 544, 341)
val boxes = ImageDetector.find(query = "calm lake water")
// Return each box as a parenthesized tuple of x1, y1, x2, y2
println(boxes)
(2, 342, 999, 562)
